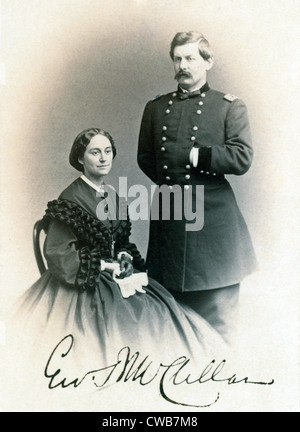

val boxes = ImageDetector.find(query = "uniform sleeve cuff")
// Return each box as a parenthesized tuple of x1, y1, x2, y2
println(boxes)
(197, 147, 212, 171)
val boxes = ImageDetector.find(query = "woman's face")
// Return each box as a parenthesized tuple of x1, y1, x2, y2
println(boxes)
(79, 134, 114, 182)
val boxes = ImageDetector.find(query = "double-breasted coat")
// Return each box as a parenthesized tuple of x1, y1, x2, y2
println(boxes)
(137, 83, 258, 293)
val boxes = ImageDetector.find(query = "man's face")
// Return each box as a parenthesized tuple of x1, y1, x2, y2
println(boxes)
(173, 42, 213, 91)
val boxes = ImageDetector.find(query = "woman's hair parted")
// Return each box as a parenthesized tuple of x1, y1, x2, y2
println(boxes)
(69, 127, 117, 172)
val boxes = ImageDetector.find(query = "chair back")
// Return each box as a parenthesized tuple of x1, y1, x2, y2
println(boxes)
(33, 220, 47, 275)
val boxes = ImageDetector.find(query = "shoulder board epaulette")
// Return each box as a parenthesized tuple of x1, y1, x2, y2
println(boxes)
(223, 94, 238, 102)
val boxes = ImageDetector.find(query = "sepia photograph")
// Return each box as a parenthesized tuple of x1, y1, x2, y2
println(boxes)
(0, 0, 299, 413)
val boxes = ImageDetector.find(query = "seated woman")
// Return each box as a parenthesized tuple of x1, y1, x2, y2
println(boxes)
(7, 128, 229, 407)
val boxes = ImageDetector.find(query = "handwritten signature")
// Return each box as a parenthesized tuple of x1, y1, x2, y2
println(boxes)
(44, 334, 274, 408)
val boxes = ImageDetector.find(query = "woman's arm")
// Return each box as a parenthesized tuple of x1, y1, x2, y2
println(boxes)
(114, 220, 146, 273)
(44, 220, 103, 290)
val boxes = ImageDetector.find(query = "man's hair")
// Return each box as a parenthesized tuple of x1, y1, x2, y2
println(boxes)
(169, 31, 213, 61)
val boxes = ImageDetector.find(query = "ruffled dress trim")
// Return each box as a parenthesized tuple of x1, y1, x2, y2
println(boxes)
(42, 199, 145, 291)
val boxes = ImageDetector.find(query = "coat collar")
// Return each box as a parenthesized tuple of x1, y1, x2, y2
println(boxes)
(177, 82, 210, 100)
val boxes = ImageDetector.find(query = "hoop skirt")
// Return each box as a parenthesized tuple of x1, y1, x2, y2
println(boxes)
(4, 178, 229, 411)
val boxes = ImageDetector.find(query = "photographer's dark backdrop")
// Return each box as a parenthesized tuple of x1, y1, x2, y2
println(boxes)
(1, 0, 299, 410)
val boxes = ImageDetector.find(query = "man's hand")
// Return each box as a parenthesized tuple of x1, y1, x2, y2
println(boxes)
(190, 147, 199, 167)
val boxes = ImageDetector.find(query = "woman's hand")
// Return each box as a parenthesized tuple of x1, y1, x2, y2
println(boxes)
(116, 253, 134, 279)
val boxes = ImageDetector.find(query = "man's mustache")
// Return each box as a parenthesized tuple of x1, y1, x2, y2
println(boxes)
(174, 71, 192, 79)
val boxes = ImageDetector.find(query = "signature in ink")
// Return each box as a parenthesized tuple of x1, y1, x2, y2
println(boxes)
(44, 334, 275, 408)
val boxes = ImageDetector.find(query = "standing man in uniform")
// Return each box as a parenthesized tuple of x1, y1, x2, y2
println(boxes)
(137, 31, 258, 344)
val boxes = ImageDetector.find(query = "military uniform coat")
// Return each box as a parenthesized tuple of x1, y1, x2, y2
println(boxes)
(138, 83, 258, 292)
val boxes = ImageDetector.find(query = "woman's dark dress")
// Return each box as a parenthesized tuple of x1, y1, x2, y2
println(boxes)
(9, 178, 228, 399)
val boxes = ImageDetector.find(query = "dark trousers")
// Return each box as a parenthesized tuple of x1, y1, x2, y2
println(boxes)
(170, 283, 240, 345)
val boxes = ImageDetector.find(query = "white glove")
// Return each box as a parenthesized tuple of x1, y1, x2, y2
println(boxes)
(101, 260, 148, 299)
(113, 272, 148, 299)
(101, 260, 121, 273)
